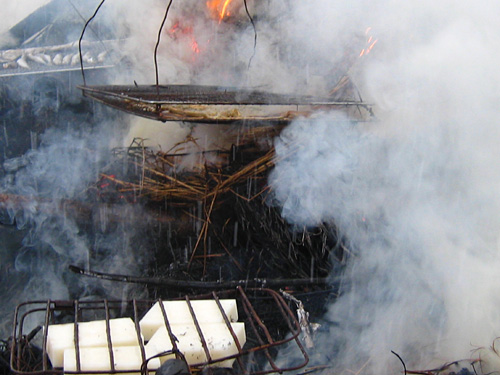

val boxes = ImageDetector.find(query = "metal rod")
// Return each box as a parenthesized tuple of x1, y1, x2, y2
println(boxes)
(158, 299, 181, 358)
(0, 64, 114, 78)
(243, 0, 257, 70)
(133, 300, 148, 372)
(78, 0, 107, 86)
(236, 287, 279, 372)
(154, 0, 174, 95)
(104, 300, 115, 372)
(185, 296, 212, 363)
(74, 301, 81, 373)
(42, 302, 51, 371)
(69, 265, 329, 289)
(211, 292, 247, 373)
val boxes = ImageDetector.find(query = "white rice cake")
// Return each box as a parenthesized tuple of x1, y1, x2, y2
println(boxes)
(145, 322, 246, 368)
(139, 299, 238, 341)
(64, 345, 161, 375)
(46, 317, 140, 368)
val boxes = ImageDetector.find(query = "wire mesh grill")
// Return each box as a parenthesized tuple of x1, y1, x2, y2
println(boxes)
(78, 84, 372, 124)
(10, 287, 308, 375)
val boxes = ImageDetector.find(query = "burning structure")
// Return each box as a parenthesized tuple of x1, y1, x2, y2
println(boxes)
(0, 1, 358, 374)
(3, 1, 500, 375)
(0, 0, 124, 162)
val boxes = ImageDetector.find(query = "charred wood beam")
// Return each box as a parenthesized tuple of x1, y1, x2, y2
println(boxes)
(0, 193, 93, 220)
(69, 265, 329, 290)
(0, 193, 180, 227)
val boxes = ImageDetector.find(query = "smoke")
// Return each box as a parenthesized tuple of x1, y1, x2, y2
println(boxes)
(3, 0, 500, 372)
(269, 0, 500, 373)
(104, 0, 368, 93)
(0, 0, 50, 44)
(0, 118, 158, 336)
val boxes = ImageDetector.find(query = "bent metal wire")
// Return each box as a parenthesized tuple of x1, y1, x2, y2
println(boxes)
(10, 287, 309, 375)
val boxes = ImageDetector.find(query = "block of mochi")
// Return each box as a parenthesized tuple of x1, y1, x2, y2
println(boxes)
(145, 322, 246, 368)
(139, 300, 238, 341)
(46, 317, 140, 368)
(64, 345, 161, 375)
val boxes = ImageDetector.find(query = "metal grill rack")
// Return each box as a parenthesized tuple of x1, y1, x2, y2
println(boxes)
(10, 287, 309, 375)
(78, 84, 373, 124)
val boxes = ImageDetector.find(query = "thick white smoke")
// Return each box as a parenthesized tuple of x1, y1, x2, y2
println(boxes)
(4, 0, 500, 372)
(270, 0, 500, 373)
(0, 120, 155, 336)
(105, 0, 365, 93)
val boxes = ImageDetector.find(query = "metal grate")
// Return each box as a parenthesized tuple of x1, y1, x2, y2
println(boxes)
(10, 287, 309, 375)
(78, 84, 372, 124)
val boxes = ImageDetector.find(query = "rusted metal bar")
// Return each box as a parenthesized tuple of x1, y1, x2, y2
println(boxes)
(236, 288, 278, 372)
(69, 265, 328, 290)
(211, 292, 247, 373)
(158, 299, 181, 359)
(103, 300, 115, 372)
(132, 300, 147, 373)
(185, 296, 212, 363)
(42, 304, 50, 372)
(73, 301, 81, 373)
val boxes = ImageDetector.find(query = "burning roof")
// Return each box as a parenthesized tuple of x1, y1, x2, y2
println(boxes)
(0, 40, 119, 78)
(0, 0, 120, 78)
(5, 0, 113, 48)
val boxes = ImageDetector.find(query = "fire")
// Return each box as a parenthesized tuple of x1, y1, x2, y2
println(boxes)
(169, 21, 201, 57)
(191, 39, 200, 54)
(206, 0, 234, 23)
(359, 27, 378, 57)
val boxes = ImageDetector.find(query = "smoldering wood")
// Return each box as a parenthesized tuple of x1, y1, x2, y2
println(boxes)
(99, 137, 339, 288)
(0, 193, 187, 230)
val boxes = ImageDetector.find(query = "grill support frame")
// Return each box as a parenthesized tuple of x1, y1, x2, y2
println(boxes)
(10, 288, 309, 375)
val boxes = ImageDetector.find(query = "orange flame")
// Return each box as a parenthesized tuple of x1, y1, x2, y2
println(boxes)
(191, 39, 200, 54)
(169, 21, 201, 57)
(206, 0, 234, 23)
(359, 27, 378, 57)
